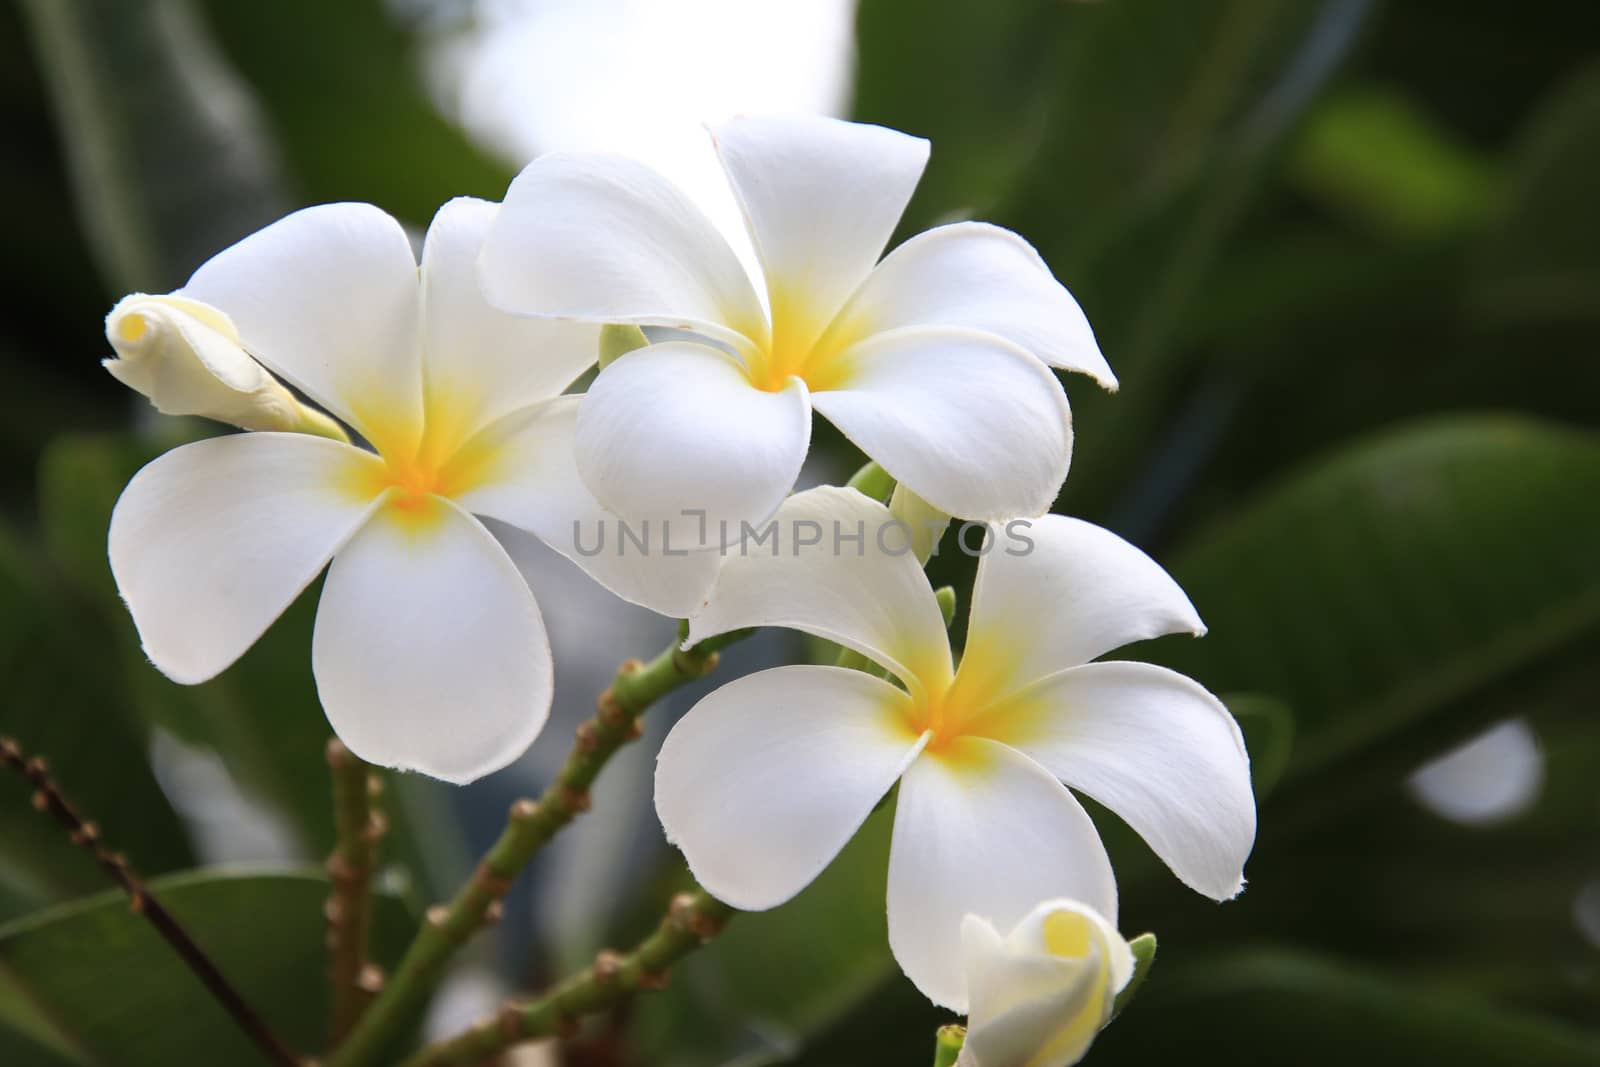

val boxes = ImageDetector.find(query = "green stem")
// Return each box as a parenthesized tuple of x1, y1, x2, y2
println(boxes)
(325, 739, 383, 1044)
(398, 888, 733, 1067)
(326, 625, 747, 1067)
(933, 1024, 967, 1067)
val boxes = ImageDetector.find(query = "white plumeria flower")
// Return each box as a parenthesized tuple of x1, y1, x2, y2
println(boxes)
(955, 900, 1133, 1067)
(655, 486, 1254, 1008)
(108, 199, 719, 784)
(479, 115, 1115, 543)
(104, 293, 345, 440)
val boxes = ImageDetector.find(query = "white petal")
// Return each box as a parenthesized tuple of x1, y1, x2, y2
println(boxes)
(836, 222, 1116, 389)
(686, 486, 954, 695)
(654, 665, 927, 911)
(453, 397, 721, 617)
(810, 327, 1071, 521)
(108, 432, 382, 685)
(181, 203, 424, 457)
(574, 343, 811, 548)
(479, 152, 767, 354)
(712, 115, 928, 350)
(979, 662, 1255, 902)
(312, 500, 552, 784)
(887, 739, 1117, 1011)
(962, 514, 1204, 699)
(419, 197, 600, 442)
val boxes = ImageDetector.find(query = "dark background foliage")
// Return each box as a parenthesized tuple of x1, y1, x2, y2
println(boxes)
(0, 1, 1595, 1064)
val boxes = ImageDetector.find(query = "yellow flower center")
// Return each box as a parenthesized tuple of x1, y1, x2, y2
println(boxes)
(742, 289, 860, 393)
(900, 634, 1029, 757)
(342, 395, 508, 527)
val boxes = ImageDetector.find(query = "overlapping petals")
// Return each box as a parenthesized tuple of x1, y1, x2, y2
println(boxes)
(482, 115, 1111, 531)
(111, 198, 715, 783)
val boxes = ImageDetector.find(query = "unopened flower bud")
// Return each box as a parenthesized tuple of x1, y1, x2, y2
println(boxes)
(955, 900, 1135, 1067)
(104, 293, 346, 440)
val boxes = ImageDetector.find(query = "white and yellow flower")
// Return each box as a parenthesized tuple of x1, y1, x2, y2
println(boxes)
(479, 115, 1115, 542)
(956, 900, 1133, 1067)
(654, 486, 1254, 1008)
(108, 199, 718, 784)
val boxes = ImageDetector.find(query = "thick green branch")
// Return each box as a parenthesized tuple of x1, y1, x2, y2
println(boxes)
(327, 626, 746, 1067)
(325, 739, 385, 1044)
(400, 888, 733, 1067)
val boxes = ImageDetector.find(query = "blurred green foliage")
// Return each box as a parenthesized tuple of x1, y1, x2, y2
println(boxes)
(0, 0, 1595, 1063)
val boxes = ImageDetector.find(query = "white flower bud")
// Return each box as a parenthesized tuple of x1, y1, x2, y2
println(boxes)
(955, 900, 1134, 1067)
(104, 294, 345, 439)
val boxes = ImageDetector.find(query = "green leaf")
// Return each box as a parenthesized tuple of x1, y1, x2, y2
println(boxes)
(1093, 949, 1600, 1066)
(0, 869, 413, 1064)
(995, 0, 1373, 515)
(1473, 65, 1600, 325)
(0, 520, 192, 913)
(198, 0, 514, 226)
(1109, 933, 1158, 1021)
(16, 0, 287, 293)
(1157, 416, 1600, 830)
(1288, 86, 1497, 241)
(852, 0, 1067, 228)
(1223, 695, 1294, 798)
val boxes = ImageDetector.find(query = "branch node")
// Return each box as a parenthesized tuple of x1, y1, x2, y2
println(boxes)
(592, 949, 623, 985)
(357, 964, 386, 995)
(473, 862, 513, 899)
(560, 786, 592, 814)
(497, 1002, 523, 1041)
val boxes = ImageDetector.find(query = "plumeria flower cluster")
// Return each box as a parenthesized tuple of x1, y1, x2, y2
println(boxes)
(102, 114, 1256, 1062)
(107, 198, 717, 783)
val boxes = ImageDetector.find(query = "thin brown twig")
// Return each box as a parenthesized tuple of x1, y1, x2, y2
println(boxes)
(0, 735, 305, 1067)
(324, 738, 386, 1045)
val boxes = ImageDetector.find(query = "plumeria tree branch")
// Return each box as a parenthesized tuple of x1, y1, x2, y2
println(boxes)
(0, 736, 305, 1067)
(399, 887, 733, 1067)
(327, 624, 749, 1067)
(325, 739, 387, 1043)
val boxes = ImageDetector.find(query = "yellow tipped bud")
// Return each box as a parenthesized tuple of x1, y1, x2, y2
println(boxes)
(956, 900, 1136, 1067)
(103, 294, 346, 441)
